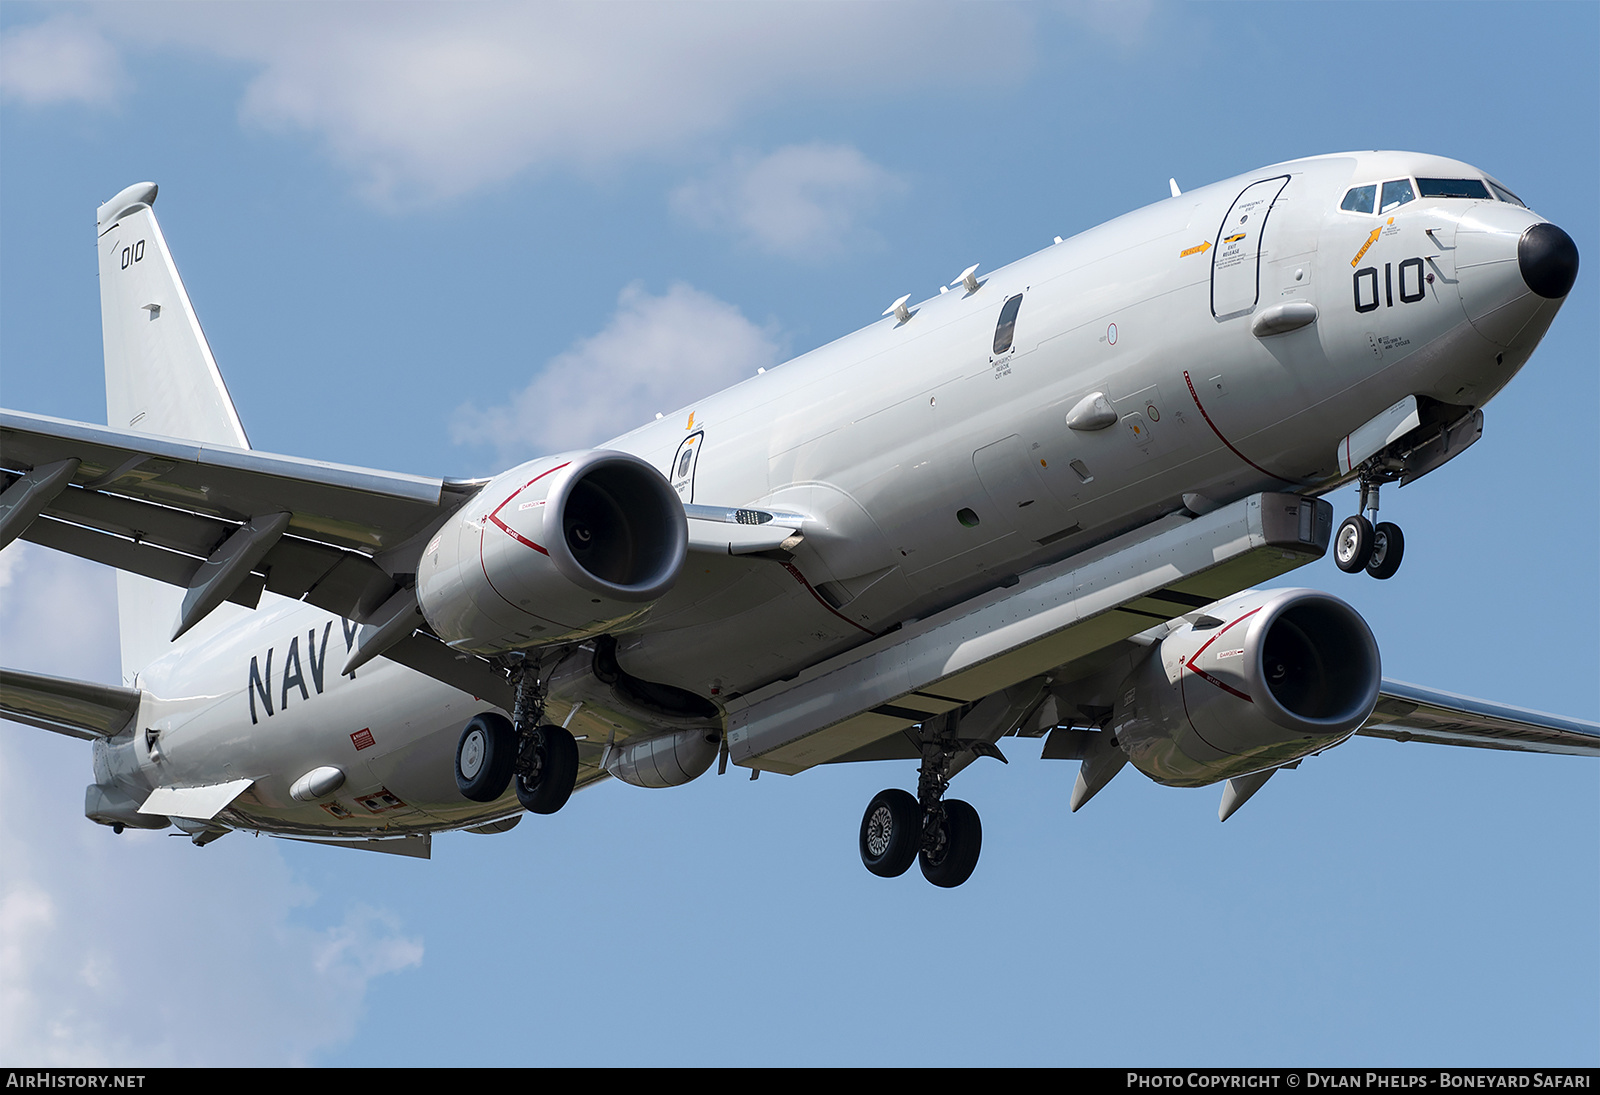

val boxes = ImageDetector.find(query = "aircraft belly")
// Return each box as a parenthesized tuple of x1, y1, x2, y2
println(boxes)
(120, 596, 516, 834)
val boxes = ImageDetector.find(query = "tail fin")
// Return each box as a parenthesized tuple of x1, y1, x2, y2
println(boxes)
(98, 183, 248, 447)
(96, 183, 253, 681)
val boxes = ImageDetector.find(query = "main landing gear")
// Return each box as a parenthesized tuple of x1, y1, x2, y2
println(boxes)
(454, 656, 578, 814)
(1334, 474, 1405, 580)
(859, 711, 1000, 888)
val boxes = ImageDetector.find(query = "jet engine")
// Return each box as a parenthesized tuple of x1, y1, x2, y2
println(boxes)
(417, 450, 688, 654)
(1111, 588, 1381, 787)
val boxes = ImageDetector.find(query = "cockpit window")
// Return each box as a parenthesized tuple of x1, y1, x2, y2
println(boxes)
(1416, 178, 1492, 200)
(1488, 181, 1525, 207)
(1340, 185, 1376, 214)
(1379, 179, 1415, 214)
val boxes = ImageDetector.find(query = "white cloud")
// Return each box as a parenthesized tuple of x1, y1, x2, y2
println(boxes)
(451, 282, 779, 463)
(0, 16, 126, 107)
(0, 545, 423, 1065)
(671, 144, 905, 260)
(4, 3, 1030, 205)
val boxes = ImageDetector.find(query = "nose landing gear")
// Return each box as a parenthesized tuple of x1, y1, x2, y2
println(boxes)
(1335, 476, 1405, 580)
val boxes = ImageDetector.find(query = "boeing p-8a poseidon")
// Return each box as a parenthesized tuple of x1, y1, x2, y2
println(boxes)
(2, 151, 1594, 887)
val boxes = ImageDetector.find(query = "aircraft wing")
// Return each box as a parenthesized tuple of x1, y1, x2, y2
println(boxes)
(1357, 680, 1600, 757)
(0, 666, 142, 740)
(0, 408, 485, 628)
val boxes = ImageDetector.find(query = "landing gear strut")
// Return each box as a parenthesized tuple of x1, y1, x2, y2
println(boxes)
(455, 655, 579, 813)
(1335, 471, 1405, 580)
(859, 710, 996, 888)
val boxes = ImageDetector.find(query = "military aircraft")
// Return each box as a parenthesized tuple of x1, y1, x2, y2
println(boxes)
(1, 151, 1593, 888)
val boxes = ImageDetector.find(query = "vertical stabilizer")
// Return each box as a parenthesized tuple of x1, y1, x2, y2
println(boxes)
(96, 183, 253, 681)
(98, 183, 248, 447)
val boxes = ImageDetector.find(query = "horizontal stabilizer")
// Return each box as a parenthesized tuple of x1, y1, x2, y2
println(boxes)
(278, 833, 432, 859)
(1, 666, 141, 740)
(140, 778, 253, 820)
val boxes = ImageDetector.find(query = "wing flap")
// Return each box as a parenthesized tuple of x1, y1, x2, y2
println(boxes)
(34, 473, 234, 555)
(1, 667, 142, 740)
(1359, 680, 1600, 757)
(378, 630, 515, 711)
(1, 409, 462, 555)
(22, 515, 266, 608)
(286, 549, 401, 621)
(728, 492, 1333, 773)
(2, 409, 488, 631)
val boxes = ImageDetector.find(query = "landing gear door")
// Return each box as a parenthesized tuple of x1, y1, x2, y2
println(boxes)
(669, 431, 704, 503)
(1212, 175, 1291, 319)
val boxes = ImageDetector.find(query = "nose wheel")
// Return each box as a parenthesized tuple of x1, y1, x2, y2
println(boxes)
(1335, 478, 1405, 580)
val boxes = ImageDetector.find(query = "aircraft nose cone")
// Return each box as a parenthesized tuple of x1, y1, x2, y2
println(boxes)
(1519, 223, 1579, 299)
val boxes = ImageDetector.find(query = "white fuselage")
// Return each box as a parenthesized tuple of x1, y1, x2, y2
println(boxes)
(102, 151, 1563, 837)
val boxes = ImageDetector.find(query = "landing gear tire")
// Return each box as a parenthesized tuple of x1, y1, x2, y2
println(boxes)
(456, 713, 516, 802)
(1334, 515, 1374, 573)
(860, 789, 920, 878)
(514, 723, 579, 815)
(919, 799, 982, 889)
(1366, 521, 1405, 580)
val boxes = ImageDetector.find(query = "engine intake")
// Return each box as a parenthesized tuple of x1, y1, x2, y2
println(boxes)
(418, 450, 687, 653)
(1112, 588, 1380, 787)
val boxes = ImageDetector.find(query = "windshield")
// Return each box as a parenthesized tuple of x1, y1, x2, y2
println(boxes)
(1415, 178, 1492, 200)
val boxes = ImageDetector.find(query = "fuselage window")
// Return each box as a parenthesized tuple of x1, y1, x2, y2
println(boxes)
(1379, 178, 1415, 214)
(1340, 185, 1376, 214)
(993, 293, 1024, 355)
(1416, 178, 1492, 200)
(677, 450, 693, 477)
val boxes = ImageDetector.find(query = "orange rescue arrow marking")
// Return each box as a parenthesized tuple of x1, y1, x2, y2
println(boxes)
(1351, 226, 1382, 267)
(1180, 240, 1212, 258)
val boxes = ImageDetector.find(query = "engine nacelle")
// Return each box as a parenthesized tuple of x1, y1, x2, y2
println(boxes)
(418, 450, 687, 654)
(1112, 588, 1380, 787)
(604, 727, 722, 788)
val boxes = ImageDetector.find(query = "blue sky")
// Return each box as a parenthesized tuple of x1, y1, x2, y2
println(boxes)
(1, 1, 1595, 1066)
